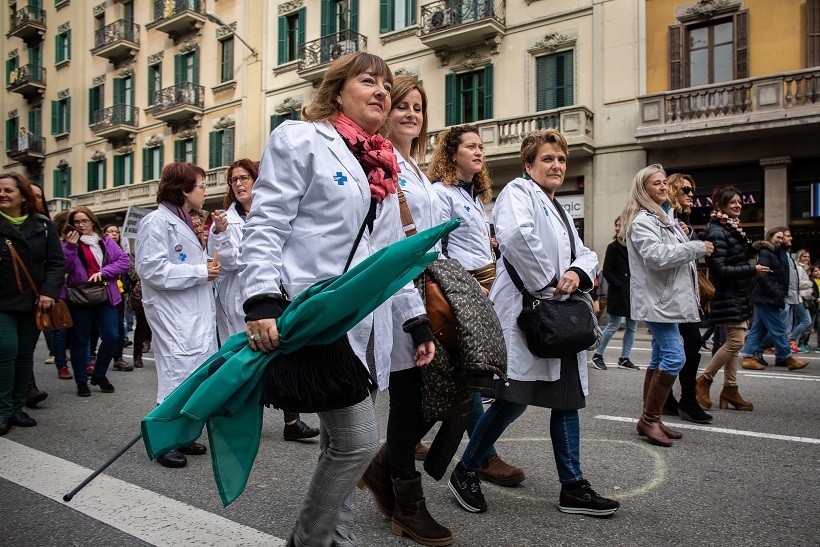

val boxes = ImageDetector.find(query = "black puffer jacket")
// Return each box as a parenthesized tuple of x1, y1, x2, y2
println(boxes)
(602, 239, 630, 317)
(750, 240, 786, 308)
(703, 219, 756, 324)
(0, 213, 65, 313)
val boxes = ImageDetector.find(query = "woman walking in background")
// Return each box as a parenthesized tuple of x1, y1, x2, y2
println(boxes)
(591, 216, 639, 371)
(695, 187, 768, 412)
(623, 165, 712, 446)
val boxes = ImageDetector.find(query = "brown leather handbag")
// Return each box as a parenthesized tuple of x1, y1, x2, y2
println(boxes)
(4, 238, 73, 330)
(697, 269, 716, 304)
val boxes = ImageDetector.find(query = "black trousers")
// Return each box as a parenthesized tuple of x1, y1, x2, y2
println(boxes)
(676, 322, 703, 403)
(387, 366, 434, 480)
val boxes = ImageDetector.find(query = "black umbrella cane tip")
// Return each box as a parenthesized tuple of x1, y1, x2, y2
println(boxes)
(63, 493, 73, 502)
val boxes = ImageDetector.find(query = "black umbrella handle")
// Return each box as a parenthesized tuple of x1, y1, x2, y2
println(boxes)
(63, 432, 143, 502)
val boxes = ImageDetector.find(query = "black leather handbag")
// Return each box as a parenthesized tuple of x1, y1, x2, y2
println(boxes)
(67, 281, 110, 308)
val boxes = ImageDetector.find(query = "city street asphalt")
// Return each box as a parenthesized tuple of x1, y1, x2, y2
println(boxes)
(1, 330, 818, 546)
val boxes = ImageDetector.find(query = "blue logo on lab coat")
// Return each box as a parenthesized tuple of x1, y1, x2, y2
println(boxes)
(334, 172, 347, 185)
(464, 205, 471, 212)
(178, 253, 187, 262)
(398, 177, 407, 187)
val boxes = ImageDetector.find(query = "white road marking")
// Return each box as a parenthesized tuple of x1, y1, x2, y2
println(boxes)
(0, 438, 284, 547)
(595, 415, 820, 445)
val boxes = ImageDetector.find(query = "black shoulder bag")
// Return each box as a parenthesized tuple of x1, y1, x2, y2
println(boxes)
(504, 198, 599, 358)
(261, 198, 379, 413)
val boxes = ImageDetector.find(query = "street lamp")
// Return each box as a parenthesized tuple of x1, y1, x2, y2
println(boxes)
(205, 11, 259, 61)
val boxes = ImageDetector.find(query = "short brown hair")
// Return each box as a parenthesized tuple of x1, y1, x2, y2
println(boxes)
(520, 129, 568, 166)
(302, 52, 393, 123)
(68, 206, 104, 237)
(223, 158, 259, 209)
(766, 226, 788, 241)
(156, 162, 206, 206)
(0, 172, 38, 215)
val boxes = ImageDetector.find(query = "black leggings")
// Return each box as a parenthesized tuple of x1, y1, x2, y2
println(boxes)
(386, 366, 434, 480)
(676, 322, 702, 403)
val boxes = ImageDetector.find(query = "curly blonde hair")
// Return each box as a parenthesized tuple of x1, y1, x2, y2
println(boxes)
(666, 173, 696, 215)
(426, 125, 492, 203)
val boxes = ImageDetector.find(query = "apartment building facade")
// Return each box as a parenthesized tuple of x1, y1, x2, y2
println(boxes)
(3, 1, 816, 256)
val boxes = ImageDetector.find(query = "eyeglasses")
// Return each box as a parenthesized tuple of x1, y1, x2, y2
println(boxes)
(74, 219, 92, 225)
(230, 174, 252, 185)
(196, 184, 206, 190)
(681, 186, 694, 195)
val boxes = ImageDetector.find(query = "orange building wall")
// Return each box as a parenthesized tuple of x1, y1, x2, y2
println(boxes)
(646, 0, 807, 93)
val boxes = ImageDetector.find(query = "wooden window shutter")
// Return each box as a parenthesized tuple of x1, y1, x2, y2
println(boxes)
(483, 65, 493, 120)
(298, 8, 306, 48)
(668, 24, 684, 89)
(734, 11, 748, 79)
(142, 147, 151, 181)
(380, 0, 391, 33)
(114, 155, 123, 187)
(351, 0, 359, 32)
(445, 73, 456, 126)
(208, 131, 220, 169)
(223, 127, 235, 166)
(808, 0, 820, 67)
(278, 16, 287, 64)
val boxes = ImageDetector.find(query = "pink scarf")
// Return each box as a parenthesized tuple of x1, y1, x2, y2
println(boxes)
(330, 113, 399, 202)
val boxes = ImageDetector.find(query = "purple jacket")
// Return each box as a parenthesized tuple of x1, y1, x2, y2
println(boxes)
(61, 236, 131, 306)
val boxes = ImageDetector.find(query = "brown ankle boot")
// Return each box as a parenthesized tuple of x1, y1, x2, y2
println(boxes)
(391, 475, 453, 546)
(415, 441, 429, 461)
(25, 374, 48, 408)
(719, 385, 753, 411)
(358, 443, 394, 517)
(477, 455, 525, 486)
(695, 374, 713, 409)
(637, 370, 681, 447)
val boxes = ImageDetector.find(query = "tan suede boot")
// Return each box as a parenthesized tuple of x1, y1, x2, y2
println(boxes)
(695, 373, 713, 409)
(741, 357, 766, 370)
(719, 385, 753, 411)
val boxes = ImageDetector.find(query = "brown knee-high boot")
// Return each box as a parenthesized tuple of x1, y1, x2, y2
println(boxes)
(642, 368, 682, 440)
(358, 443, 394, 517)
(637, 370, 682, 446)
(391, 474, 453, 546)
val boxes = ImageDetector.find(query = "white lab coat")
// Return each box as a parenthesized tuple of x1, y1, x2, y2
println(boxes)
(208, 203, 247, 345)
(390, 151, 443, 373)
(491, 178, 598, 395)
(238, 120, 424, 391)
(136, 204, 218, 404)
(432, 182, 494, 270)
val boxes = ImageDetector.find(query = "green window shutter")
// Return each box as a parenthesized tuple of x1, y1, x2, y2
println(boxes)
(5, 59, 12, 84)
(536, 56, 548, 111)
(114, 155, 123, 187)
(351, 0, 359, 32)
(54, 33, 60, 62)
(89, 87, 97, 125)
(114, 78, 125, 105)
(298, 8, 306, 48)
(380, 0, 390, 33)
(278, 16, 287, 64)
(445, 73, 456, 126)
(142, 147, 151, 181)
(5, 119, 16, 151)
(128, 153, 133, 184)
(208, 131, 219, 169)
(67, 30, 71, 59)
(28, 108, 40, 136)
(174, 140, 183, 162)
(192, 49, 200, 85)
(409, 0, 417, 25)
(51, 100, 59, 135)
(190, 137, 197, 165)
(64, 99, 70, 133)
(174, 54, 183, 84)
(87, 161, 96, 191)
(102, 159, 106, 188)
(157, 144, 164, 173)
(52, 170, 59, 198)
(483, 65, 493, 120)
(321, 0, 333, 36)
(223, 127, 235, 166)
(562, 52, 574, 107)
(221, 38, 234, 82)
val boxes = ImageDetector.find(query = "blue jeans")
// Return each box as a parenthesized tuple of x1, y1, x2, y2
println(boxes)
(68, 303, 119, 383)
(52, 327, 68, 370)
(466, 391, 498, 461)
(646, 322, 685, 375)
(741, 304, 791, 361)
(460, 399, 583, 484)
(789, 303, 812, 343)
(596, 314, 637, 358)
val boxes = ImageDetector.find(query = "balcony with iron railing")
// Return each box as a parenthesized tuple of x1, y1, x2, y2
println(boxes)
(147, 0, 206, 38)
(150, 82, 204, 124)
(7, 5, 46, 44)
(636, 68, 820, 145)
(71, 167, 227, 216)
(90, 105, 140, 141)
(46, 198, 72, 216)
(297, 30, 367, 82)
(425, 106, 594, 165)
(91, 20, 140, 63)
(6, 134, 45, 163)
(419, 0, 505, 51)
(6, 64, 46, 99)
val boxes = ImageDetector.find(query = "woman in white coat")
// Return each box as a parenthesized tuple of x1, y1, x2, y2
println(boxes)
(622, 164, 713, 447)
(447, 129, 619, 518)
(357, 76, 453, 546)
(427, 125, 524, 488)
(208, 158, 319, 442)
(238, 52, 433, 547)
(136, 162, 221, 468)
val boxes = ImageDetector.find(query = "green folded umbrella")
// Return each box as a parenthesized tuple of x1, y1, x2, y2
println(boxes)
(141, 219, 459, 506)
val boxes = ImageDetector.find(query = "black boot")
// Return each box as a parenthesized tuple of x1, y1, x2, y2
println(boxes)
(677, 397, 713, 423)
(26, 374, 48, 408)
(662, 391, 678, 416)
(391, 474, 453, 546)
